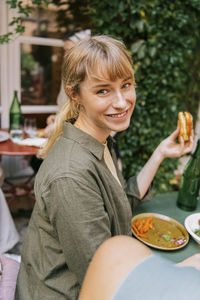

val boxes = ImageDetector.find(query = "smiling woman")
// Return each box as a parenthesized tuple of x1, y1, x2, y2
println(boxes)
(39, 35, 136, 157)
(15, 35, 194, 300)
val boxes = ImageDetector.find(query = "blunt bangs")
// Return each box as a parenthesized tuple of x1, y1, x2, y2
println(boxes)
(62, 35, 135, 91)
(84, 37, 134, 82)
(86, 56, 134, 83)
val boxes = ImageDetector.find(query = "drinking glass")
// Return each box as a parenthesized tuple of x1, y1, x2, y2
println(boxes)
(24, 118, 37, 138)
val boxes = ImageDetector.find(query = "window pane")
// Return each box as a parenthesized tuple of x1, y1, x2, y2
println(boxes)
(21, 6, 65, 39)
(21, 43, 64, 105)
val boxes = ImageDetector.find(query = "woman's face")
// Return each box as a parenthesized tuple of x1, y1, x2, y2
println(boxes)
(75, 72, 136, 143)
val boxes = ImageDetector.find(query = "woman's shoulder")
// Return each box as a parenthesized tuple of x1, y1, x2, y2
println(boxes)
(50, 135, 100, 169)
(35, 136, 103, 191)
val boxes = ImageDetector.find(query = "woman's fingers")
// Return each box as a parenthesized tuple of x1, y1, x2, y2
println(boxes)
(181, 132, 194, 154)
(176, 124, 194, 155)
(169, 127, 180, 141)
(183, 137, 194, 154)
(157, 127, 194, 159)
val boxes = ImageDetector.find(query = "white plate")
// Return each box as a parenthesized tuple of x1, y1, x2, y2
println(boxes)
(185, 213, 200, 244)
(0, 131, 9, 142)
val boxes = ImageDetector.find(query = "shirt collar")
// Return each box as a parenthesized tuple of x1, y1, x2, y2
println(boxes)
(62, 121, 107, 160)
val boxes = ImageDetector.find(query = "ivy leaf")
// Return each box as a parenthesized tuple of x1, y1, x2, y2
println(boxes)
(136, 20, 144, 32)
(131, 40, 144, 54)
(16, 25, 25, 33)
(149, 47, 156, 58)
(6, 0, 17, 8)
(138, 43, 146, 59)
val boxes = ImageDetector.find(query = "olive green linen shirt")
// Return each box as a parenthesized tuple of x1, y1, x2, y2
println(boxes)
(15, 122, 151, 300)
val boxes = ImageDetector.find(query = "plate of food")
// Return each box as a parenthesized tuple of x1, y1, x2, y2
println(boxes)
(132, 213, 189, 251)
(0, 130, 9, 142)
(185, 213, 200, 245)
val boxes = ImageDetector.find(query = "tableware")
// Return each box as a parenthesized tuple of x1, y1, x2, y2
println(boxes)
(184, 213, 200, 244)
(132, 213, 189, 251)
(24, 118, 37, 138)
(10, 129, 23, 141)
(0, 131, 10, 142)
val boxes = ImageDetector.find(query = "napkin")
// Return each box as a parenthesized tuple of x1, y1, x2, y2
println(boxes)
(12, 137, 47, 147)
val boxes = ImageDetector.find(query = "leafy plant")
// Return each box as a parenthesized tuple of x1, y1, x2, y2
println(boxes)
(52, 0, 91, 31)
(89, 0, 200, 193)
(0, 0, 51, 44)
(1, 0, 200, 194)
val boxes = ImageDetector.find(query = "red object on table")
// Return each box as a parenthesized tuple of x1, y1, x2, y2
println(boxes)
(0, 131, 39, 205)
(0, 139, 38, 156)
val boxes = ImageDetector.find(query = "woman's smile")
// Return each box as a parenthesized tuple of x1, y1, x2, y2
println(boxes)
(105, 109, 129, 119)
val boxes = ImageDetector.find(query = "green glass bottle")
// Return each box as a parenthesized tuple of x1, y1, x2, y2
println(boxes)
(177, 139, 200, 211)
(9, 90, 23, 139)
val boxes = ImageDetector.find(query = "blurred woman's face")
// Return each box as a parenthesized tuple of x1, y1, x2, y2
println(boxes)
(63, 40, 75, 52)
(75, 70, 136, 143)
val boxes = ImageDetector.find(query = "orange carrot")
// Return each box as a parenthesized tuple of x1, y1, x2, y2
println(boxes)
(132, 217, 154, 239)
(135, 219, 141, 227)
(132, 223, 139, 235)
(137, 233, 148, 239)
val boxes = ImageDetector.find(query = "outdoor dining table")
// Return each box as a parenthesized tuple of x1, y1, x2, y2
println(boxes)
(0, 131, 39, 204)
(0, 137, 38, 156)
(133, 192, 200, 263)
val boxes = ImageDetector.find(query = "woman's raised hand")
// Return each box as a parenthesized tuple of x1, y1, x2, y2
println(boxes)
(156, 126, 194, 160)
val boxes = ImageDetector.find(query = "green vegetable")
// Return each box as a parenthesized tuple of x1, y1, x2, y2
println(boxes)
(162, 235, 171, 241)
(194, 229, 200, 238)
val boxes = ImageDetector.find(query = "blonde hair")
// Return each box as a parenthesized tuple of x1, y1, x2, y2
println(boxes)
(38, 35, 135, 158)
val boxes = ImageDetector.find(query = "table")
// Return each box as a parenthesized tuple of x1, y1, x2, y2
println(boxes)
(0, 138, 38, 156)
(0, 136, 39, 204)
(133, 192, 200, 263)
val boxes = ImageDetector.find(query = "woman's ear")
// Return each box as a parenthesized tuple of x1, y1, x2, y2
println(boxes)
(65, 85, 80, 103)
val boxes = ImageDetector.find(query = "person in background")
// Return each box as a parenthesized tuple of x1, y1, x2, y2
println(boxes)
(78, 236, 200, 300)
(30, 29, 91, 174)
(44, 29, 91, 138)
(15, 35, 193, 300)
(0, 166, 19, 254)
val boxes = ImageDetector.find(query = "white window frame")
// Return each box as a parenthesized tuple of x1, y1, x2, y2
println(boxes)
(0, 0, 64, 128)
(13, 35, 64, 114)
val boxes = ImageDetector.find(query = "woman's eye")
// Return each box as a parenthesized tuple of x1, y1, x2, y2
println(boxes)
(122, 82, 131, 89)
(97, 89, 108, 95)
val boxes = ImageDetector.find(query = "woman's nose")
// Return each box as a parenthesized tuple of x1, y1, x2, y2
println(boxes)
(113, 91, 126, 108)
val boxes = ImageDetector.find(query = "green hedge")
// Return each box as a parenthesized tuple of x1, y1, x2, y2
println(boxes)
(90, 0, 200, 193)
